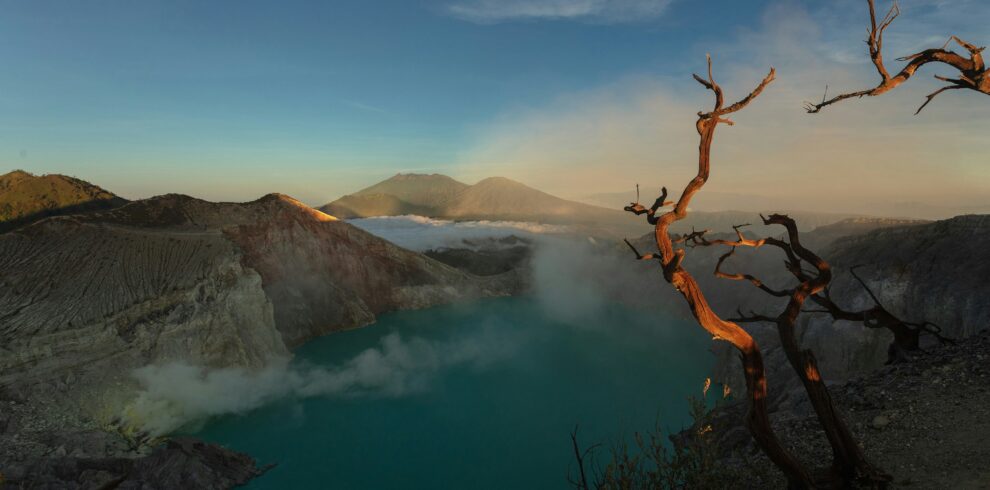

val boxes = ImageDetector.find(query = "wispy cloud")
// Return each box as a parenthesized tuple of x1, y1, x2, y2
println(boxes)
(452, 1, 990, 217)
(811, 0, 990, 66)
(446, 0, 673, 24)
(349, 215, 570, 251)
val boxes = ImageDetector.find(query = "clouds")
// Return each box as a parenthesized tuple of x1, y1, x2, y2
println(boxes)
(451, 1, 990, 218)
(349, 215, 571, 251)
(451, 75, 699, 200)
(445, 0, 672, 24)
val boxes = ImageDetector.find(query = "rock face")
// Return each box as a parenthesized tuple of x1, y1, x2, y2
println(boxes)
(822, 214, 990, 340)
(0, 170, 127, 232)
(1, 192, 509, 411)
(670, 210, 876, 236)
(801, 216, 930, 249)
(0, 192, 512, 487)
(625, 214, 987, 417)
(424, 236, 533, 277)
(0, 433, 266, 490)
(0, 216, 284, 417)
(222, 194, 509, 347)
(665, 214, 990, 487)
(702, 215, 990, 413)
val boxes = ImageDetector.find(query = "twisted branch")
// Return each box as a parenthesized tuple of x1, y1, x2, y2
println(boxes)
(621, 57, 818, 487)
(805, 0, 990, 114)
(623, 186, 671, 225)
(679, 214, 895, 485)
(806, 266, 954, 359)
(690, 224, 954, 356)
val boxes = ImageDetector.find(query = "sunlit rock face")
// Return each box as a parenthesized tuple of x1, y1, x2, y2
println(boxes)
(0, 170, 128, 232)
(0, 193, 511, 430)
(224, 201, 512, 348)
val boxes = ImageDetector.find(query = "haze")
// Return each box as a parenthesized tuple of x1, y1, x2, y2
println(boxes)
(3, 0, 988, 217)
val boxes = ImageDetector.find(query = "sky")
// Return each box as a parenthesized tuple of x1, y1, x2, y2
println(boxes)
(1, 0, 988, 216)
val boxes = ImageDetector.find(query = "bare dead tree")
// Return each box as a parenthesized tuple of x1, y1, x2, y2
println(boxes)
(612, 4, 971, 484)
(805, 0, 990, 114)
(685, 228, 953, 363)
(569, 425, 601, 490)
(796, 0, 960, 356)
(671, 214, 954, 485)
(807, 266, 953, 362)
(677, 219, 893, 486)
(620, 57, 823, 488)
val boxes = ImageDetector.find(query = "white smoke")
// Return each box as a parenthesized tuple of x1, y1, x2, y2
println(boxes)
(353, 215, 673, 326)
(121, 220, 675, 436)
(348, 215, 570, 251)
(528, 236, 673, 327)
(124, 328, 517, 436)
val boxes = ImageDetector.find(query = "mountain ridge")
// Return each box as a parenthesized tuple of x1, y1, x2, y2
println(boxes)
(320, 173, 891, 236)
(320, 173, 624, 224)
(0, 170, 128, 232)
(0, 189, 517, 484)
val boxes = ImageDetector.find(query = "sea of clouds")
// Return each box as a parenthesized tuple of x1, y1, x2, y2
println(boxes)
(348, 215, 571, 251)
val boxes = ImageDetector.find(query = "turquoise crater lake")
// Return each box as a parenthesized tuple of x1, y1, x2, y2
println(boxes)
(189, 297, 713, 489)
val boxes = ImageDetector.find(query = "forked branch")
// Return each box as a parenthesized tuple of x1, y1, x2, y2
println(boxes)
(807, 266, 954, 359)
(695, 222, 955, 359)
(624, 185, 671, 225)
(706, 214, 891, 486)
(805, 0, 990, 114)
(621, 57, 819, 487)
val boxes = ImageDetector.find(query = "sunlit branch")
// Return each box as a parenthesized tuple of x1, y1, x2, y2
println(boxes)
(805, 0, 990, 114)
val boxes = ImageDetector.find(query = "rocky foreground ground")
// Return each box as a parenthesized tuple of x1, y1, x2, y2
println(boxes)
(0, 378, 269, 488)
(0, 430, 263, 488)
(717, 329, 990, 489)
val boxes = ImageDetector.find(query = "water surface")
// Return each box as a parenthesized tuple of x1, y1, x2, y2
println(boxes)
(191, 297, 712, 489)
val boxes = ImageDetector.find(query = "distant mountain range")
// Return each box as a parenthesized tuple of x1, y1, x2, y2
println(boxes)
(321, 173, 625, 224)
(321, 173, 881, 235)
(0, 170, 127, 232)
(0, 169, 920, 238)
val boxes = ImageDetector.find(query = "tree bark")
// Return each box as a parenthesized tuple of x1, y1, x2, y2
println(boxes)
(806, 0, 990, 114)
(766, 216, 890, 486)
(625, 58, 816, 489)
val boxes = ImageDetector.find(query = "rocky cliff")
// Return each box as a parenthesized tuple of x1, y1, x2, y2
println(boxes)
(622, 214, 984, 414)
(700, 215, 990, 413)
(0, 192, 513, 487)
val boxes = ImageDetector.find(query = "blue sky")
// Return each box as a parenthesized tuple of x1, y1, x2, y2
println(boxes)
(2, 0, 988, 214)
